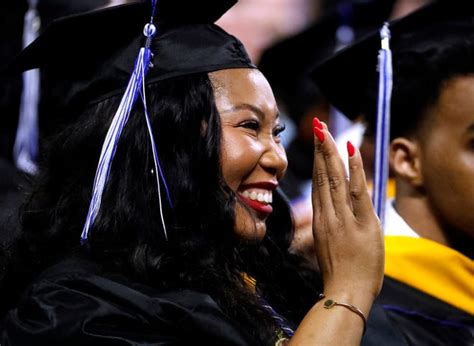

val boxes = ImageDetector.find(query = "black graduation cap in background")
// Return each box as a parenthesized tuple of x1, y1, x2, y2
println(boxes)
(37, 0, 110, 28)
(311, 0, 474, 127)
(9, 0, 254, 123)
(1, 0, 110, 159)
(258, 0, 396, 124)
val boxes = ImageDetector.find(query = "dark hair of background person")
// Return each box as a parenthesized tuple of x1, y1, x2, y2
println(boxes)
(0, 72, 322, 344)
(362, 27, 474, 140)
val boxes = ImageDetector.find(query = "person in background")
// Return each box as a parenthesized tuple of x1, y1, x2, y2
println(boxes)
(258, 0, 404, 269)
(312, 1, 474, 344)
(216, 0, 318, 63)
(0, 1, 384, 344)
(0, 0, 113, 244)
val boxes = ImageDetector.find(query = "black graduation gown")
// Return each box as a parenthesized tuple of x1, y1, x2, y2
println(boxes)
(363, 277, 474, 346)
(1, 258, 254, 346)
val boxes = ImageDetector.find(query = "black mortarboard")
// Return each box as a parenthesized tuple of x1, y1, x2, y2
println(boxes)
(9, 0, 254, 243)
(311, 0, 474, 123)
(37, 0, 110, 28)
(10, 0, 254, 116)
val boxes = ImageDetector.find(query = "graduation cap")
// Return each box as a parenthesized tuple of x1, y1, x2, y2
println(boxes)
(2, 0, 112, 175)
(311, 0, 474, 224)
(258, 0, 396, 124)
(12, 0, 254, 243)
(37, 0, 110, 28)
(312, 0, 474, 121)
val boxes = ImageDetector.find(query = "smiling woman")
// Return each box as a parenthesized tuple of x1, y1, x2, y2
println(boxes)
(0, 1, 383, 345)
(213, 68, 287, 241)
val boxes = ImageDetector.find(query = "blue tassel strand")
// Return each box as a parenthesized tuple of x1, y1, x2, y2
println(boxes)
(14, 0, 40, 175)
(139, 53, 174, 241)
(373, 23, 393, 228)
(81, 0, 173, 244)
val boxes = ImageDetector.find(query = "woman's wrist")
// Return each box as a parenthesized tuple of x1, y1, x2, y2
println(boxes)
(318, 293, 368, 334)
(320, 287, 376, 316)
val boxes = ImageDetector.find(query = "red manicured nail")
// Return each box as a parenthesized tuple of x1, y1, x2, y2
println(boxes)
(314, 127, 325, 143)
(313, 116, 323, 130)
(347, 141, 355, 157)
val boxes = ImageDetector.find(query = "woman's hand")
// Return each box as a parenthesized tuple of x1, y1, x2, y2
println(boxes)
(311, 118, 384, 301)
(289, 118, 384, 345)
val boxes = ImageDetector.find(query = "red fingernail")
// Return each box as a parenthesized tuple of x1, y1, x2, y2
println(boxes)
(314, 127, 325, 143)
(313, 116, 323, 130)
(347, 141, 355, 157)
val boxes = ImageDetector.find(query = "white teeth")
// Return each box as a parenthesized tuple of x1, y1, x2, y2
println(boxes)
(241, 189, 272, 204)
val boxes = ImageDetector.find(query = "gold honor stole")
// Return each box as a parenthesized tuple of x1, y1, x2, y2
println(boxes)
(385, 236, 474, 315)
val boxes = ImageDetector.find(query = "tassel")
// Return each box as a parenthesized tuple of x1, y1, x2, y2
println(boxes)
(373, 22, 393, 228)
(81, 0, 173, 244)
(81, 47, 152, 244)
(14, 0, 40, 174)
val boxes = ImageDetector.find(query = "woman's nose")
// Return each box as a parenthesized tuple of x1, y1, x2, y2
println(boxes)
(260, 141, 288, 178)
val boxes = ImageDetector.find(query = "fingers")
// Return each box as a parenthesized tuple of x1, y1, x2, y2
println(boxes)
(312, 118, 350, 222)
(346, 141, 377, 223)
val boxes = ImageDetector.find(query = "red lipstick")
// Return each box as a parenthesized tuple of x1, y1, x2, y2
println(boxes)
(239, 194, 273, 215)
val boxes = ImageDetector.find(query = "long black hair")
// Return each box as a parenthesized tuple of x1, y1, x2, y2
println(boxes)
(0, 72, 321, 344)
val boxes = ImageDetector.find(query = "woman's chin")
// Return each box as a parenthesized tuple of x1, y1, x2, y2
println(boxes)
(234, 219, 267, 243)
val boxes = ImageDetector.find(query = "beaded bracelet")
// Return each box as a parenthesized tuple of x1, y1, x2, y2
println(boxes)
(320, 294, 367, 334)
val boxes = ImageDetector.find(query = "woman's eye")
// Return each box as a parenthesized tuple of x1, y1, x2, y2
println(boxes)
(273, 124, 286, 137)
(240, 120, 260, 131)
(468, 139, 474, 151)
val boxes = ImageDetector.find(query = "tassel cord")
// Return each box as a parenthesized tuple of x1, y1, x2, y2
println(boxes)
(14, 0, 40, 174)
(373, 23, 393, 228)
(139, 48, 173, 241)
(81, 49, 149, 243)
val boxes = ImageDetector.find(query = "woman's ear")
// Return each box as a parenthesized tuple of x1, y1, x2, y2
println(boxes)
(389, 137, 424, 187)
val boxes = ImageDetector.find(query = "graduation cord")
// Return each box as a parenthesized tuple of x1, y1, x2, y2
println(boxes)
(241, 274, 294, 339)
(14, 0, 40, 175)
(81, 0, 173, 244)
(258, 296, 295, 338)
(373, 23, 393, 227)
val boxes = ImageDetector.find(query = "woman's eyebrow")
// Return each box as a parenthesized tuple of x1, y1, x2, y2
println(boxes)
(220, 103, 264, 118)
(221, 103, 280, 121)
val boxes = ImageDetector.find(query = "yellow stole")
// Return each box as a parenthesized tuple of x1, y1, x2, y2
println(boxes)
(384, 236, 474, 314)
